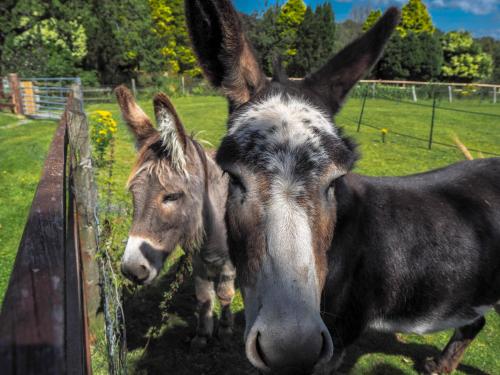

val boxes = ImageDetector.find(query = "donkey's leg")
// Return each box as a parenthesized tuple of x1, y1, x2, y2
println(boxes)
(191, 257, 216, 350)
(216, 260, 236, 341)
(424, 316, 486, 374)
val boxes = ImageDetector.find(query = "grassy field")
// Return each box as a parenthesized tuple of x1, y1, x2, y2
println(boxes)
(1, 93, 499, 374)
(0, 112, 61, 301)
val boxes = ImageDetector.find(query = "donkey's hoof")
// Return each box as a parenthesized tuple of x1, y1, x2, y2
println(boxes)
(190, 335, 208, 351)
(423, 357, 447, 375)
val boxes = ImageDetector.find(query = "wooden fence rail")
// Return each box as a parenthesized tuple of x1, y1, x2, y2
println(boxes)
(0, 90, 99, 375)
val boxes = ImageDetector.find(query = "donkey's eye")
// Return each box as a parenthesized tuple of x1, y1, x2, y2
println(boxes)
(225, 171, 246, 192)
(162, 192, 184, 203)
(326, 179, 336, 197)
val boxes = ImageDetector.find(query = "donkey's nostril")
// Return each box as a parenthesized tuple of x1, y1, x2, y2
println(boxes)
(246, 329, 270, 372)
(120, 263, 131, 278)
(255, 333, 268, 368)
(121, 262, 150, 284)
(245, 317, 334, 372)
(318, 331, 334, 366)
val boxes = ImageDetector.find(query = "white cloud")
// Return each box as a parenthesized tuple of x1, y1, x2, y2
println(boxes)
(429, 0, 499, 15)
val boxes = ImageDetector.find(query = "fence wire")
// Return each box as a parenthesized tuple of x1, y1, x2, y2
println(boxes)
(96, 138, 128, 375)
(345, 82, 500, 157)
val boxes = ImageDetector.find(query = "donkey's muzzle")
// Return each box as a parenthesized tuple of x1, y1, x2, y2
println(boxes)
(245, 311, 333, 373)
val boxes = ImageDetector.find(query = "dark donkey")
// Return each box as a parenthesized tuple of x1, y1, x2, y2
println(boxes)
(115, 86, 236, 348)
(185, 1, 500, 374)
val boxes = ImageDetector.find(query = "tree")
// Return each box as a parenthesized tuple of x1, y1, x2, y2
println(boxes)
(477, 37, 500, 82)
(363, 0, 434, 36)
(289, 3, 335, 77)
(405, 32, 442, 80)
(247, 4, 281, 75)
(149, 0, 200, 76)
(364, 0, 442, 81)
(277, 0, 307, 64)
(334, 20, 363, 54)
(0, 0, 91, 76)
(397, 0, 435, 36)
(441, 31, 493, 82)
(362, 10, 382, 32)
(83, 0, 162, 84)
(317, 3, 336, 65)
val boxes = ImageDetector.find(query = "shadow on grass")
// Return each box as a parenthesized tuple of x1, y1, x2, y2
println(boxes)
(339, 330, 488, 375)
(122, 261, 488, 375)
(123, 261, 256, 375)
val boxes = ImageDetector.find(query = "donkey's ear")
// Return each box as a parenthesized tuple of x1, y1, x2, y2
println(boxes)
(153, 93, 188, 170)
(304, 7, 400, 114)
(185, 0, 266, 108)
(115, 85, 157, 149)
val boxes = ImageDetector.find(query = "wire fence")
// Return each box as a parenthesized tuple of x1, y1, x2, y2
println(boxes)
(19, 77, 82, 119)
(83, 76, 219, 103)
(343, 82, 500, 157)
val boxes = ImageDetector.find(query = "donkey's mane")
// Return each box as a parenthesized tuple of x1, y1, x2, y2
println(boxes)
(127, 134, 189, 189)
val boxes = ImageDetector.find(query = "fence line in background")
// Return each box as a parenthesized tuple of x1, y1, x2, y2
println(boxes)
(349, 83, 500, 157)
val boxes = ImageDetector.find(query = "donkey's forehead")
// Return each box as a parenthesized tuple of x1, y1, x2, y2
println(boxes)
(229, 94, 337, 139)
(221, 95, 343, 176)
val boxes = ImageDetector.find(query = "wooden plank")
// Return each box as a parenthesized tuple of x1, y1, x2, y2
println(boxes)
(8, 74, 23, 115)
(21, 81, 36, 115)
(66, 171, 88, 375)
(0, 115, 67, 374)
(66, 87, 101, 336)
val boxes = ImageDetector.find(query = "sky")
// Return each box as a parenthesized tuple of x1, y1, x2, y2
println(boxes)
(233, 0, 500, 39)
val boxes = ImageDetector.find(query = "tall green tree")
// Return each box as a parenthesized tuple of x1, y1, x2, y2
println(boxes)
(376, 31, 442, 80)
(363, 0, 434, 36)
(441, 31, 493, 82)
(364, 0, 442, 81)
(149, 0, 200, 76)
(83, 0, 162, 84)
(289, 3, 335, 77)
(277, 0, 307, 64)
(362, 10, 382, 32)
(247, 4, 281, 75)
(475, 37, 499, 82)
(397, 0, 435, 36)
(334, 19, 363, 54)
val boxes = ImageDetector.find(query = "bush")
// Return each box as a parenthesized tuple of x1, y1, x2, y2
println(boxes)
(79, 70, 100, 87)
(375, 32, 443, 81)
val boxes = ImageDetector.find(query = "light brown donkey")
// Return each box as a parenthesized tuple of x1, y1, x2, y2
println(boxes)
(115, 86, 235, 348)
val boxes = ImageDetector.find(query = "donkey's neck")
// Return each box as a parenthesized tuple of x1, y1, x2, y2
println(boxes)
(192, 140, 229, 266)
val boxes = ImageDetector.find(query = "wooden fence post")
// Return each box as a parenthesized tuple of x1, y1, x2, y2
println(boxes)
(494, 87, 497, 104)
(131, 78, 137, 98)
(67, 85, 101, 340)
(0, 112, 72, 374)
(448, 85, 453, 103)
(411, 85, 417, 102)
(8, 73, 23, 115)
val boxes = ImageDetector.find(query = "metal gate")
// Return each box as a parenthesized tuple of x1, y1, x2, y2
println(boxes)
(19, 77, 82, 119)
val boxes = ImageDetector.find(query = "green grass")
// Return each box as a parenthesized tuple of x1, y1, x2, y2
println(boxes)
(1, 93, 499, 374)
(0, 114, 59, 303)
